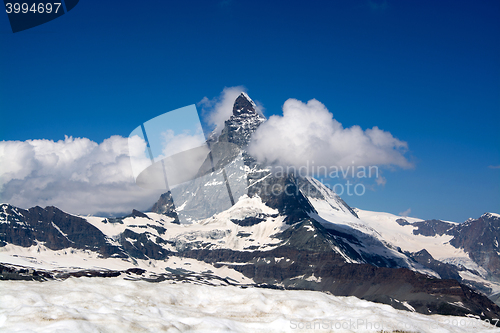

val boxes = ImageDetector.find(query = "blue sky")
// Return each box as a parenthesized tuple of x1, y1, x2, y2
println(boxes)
(0, 0, 498, 221)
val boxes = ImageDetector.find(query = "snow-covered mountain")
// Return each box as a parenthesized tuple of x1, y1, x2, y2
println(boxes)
(1, 93, 500, 324)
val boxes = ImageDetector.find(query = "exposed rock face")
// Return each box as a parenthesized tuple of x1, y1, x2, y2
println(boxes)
(0, 204, 125, 258)
(247, 173, 316, 224)
(150, 192, 179, 223)
(396, 218, 410, 226)
(409, 214, 500, 283)
(409, 249, 462, 281)
(218, 92, 266, 148)
(412, 219, 455, 236)
(449, 213, 500, 280)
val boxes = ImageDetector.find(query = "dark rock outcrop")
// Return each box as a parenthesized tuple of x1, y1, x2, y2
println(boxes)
(0, 204, 126, 258)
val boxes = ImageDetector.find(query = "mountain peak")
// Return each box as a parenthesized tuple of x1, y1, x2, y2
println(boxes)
(240, 91, 252, 102)
(232, 92, 258, 117)
(481, 212, 500, 220)
(216, 93, 265, 147)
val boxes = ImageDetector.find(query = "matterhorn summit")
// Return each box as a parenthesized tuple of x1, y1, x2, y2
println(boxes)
(217, 92, 266, 147)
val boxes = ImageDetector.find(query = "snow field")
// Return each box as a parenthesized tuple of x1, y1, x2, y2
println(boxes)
(0, 278, 498, 333)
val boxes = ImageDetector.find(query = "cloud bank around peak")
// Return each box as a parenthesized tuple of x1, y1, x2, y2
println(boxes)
(0, 135, 162, 216)
(0, 95, 412, 215)
(198, 86, 264, 134)
(248, 98, 413, 174)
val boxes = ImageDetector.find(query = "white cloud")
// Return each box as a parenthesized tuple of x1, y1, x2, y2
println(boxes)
(399, 208, 411, 217)
(248, 98, 413, 174)
(198, 86, 264, 134)
(0, 136, 163, 216)
(160, 127, 205, 158)
(489, 165, 500, 169)
(376, 175, 387, 186)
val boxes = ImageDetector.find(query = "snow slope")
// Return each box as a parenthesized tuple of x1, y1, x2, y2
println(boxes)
(355, 208, 467, 260)
(0, 277, 497, 333)
(303, 178, 463, 261)
(0, 195, 286, 282)
(86, 195, 286, 253)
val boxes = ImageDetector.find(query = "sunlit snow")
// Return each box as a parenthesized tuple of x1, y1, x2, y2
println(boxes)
(0, 278, 497, 333)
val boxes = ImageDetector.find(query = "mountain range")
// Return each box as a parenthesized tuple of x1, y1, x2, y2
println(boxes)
(1, 93, 500, 323)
